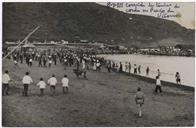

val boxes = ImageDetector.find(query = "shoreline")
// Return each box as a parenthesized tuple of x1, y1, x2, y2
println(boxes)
(111, 69, 194, 91)
(98, 54, 194, 87)
(98, 53, 195, 58)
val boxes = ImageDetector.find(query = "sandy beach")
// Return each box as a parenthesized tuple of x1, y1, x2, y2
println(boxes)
(2, 59, 194, 127)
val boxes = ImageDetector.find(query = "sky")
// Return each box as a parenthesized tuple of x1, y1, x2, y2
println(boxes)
(99, 2, 195, 29)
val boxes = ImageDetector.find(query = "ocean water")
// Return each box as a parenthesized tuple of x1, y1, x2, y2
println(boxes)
(99, 54, 195, 87)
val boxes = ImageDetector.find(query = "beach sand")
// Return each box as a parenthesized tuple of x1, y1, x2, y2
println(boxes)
(2, 59, 194, 127)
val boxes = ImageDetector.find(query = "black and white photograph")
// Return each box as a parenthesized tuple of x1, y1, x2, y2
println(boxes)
(1, 1, 195, 127)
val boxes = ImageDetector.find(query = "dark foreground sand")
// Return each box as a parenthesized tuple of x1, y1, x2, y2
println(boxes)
(2, 59, 194, 127)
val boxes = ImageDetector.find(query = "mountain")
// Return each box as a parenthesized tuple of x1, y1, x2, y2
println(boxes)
(3, 3, 195, 48)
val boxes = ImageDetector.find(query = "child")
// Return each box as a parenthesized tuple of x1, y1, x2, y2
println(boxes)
(49, 59, 52, 67)
(29, 58, 33, 67)
(61, 75, 69, 94)
(175, 72, 181, 84)
(135, 87, 145, 117)
(14, 60, 18, 65)
(37, 78, 47, 96)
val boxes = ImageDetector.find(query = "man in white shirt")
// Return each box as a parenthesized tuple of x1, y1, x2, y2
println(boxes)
(37, 78, 47, 96)
(61, 75, 69, 94)
(48, 74, 57, 95)
(22, 72, 33, 96)
(2, 70, 11, 95)
(155, 76, 162, 93)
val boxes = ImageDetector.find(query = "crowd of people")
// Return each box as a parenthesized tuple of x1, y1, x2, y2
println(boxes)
(2, 47, 106, 96)
(2, 47, 182, 118)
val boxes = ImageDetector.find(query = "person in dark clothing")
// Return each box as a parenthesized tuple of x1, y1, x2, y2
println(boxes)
(175, 72, 181, 84)
(43, 57, 47, 67)
(20, 54, 23, 64)
(146, 67, 150, 76)
(128, 62, 131, 74)
(38, 57, 42, 67)
(26, 55, 30, 66)
(119, 62, 123, 72)
(134, 64, 137, 74)
(112, 62, 115, 69)
(138, 65, 141, 74)
(107, 61, 111, 72)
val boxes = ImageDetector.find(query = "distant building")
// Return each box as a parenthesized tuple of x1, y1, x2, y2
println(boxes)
(118, 45, 127, 50)
(61, 40, 69, 44)
(80, 40, 88, 43)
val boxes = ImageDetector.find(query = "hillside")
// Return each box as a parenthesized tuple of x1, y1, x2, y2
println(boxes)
(3, 3, 195, 48)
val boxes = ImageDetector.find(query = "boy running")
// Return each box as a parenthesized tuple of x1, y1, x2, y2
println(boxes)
(37, 78, 47, 96)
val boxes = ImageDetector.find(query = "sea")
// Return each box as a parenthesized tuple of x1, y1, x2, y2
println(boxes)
(98, 54, 195, 87)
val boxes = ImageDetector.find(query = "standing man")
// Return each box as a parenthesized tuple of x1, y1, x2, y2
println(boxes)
(22, 72, 33, 96)
(61, 75, 69, 94)
(125, 62, 129, 72)
(43, 56, 47, 67)
(146, 67, 150, 76)
(107, 61, 111, 73)
(134, 64, 137, 74)
(157, 69, 161, 77)
(2, 70, 11, 95)
(54, 54, 57, 65)
(138, 65, 141, 74)
(48, 74, 57, 95)
(82, 59, 87, 78)
(155, 76, 162, 93)
(134, 87, 145, 117)
(26, 55, 30, 66)
(119, 62, 123, 73)
(38, 56, 43, 67)
(128, 62, 131, 74)
(20, 54, 23, 64)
